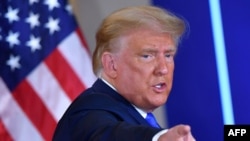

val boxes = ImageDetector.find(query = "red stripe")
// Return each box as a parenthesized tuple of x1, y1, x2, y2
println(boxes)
(45, 48, 86, 100)
(76, 28, 90, 52)
(0, 120, 13, 141)
(13, 80, 57, 141)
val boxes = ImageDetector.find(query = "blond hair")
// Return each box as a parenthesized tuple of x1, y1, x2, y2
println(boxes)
(92, 5, 186, 76)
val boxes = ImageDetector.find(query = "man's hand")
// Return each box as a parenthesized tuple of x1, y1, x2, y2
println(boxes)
(159, 124, 196, 141)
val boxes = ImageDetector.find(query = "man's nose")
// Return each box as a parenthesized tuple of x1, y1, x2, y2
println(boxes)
(154, 57, 168, 76)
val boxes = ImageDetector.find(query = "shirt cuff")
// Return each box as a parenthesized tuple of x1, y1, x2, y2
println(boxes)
(152, 129, 168, 141)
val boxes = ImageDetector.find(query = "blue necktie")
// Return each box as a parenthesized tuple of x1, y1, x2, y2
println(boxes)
(145, 113, 160, 128)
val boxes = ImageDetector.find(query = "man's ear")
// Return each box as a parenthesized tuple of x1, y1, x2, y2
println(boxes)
(101, 52, 117, 78)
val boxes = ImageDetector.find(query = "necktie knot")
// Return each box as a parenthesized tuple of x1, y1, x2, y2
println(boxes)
(145, 113, 160, 128)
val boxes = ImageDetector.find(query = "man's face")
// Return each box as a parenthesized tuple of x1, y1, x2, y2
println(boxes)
(113, 29, 176, 112)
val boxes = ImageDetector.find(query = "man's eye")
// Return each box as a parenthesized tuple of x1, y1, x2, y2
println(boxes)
(140, 54, 154, 61)
(142, 54, 150, 58)
(165, 54, 174, 62)
(165, 54, 171, 58)
(165, 53, 175, 58)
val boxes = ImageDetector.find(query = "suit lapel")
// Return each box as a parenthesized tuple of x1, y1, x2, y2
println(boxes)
(92, 79, 152, 126)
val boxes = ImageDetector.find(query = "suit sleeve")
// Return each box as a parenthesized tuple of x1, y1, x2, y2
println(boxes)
(70, 110, 162, 141)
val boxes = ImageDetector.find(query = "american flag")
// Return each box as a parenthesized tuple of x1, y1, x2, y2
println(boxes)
(0, 0, 96, 140)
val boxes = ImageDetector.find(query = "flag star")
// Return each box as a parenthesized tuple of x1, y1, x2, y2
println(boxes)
(65, 4, 73, 14)
(5, 6, 19, 23)
(6, 31, 20, 47)
(26, 35, 41, 52)
(29, 0, 39, 5)
(44, 0, 60, 11)
(6, 54, 21, 71)
(26, 12, 40, 29)
(45, 17, 60, 35)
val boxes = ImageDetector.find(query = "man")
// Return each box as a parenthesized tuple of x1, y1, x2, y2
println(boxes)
(53, 5, 195, 141)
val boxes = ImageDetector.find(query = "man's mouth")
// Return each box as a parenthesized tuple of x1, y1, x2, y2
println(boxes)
(153, 83, 167, 92)
(155, 83, 164, 88)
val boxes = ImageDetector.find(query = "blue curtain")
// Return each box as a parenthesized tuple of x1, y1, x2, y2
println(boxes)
(151, 1, 250, 141)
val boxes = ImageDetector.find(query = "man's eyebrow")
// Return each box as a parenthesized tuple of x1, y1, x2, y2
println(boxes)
(140, 47, 176, 53)
(166, 48, 177, 53)
(141, 48, 158, 53)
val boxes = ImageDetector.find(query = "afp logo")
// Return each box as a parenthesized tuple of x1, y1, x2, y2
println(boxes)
(224, 125, 250, 141)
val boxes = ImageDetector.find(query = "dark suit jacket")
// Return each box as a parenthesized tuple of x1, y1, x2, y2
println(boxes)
(53, 79, 162, 141)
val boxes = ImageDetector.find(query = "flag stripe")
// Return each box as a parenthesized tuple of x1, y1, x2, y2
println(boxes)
(76, 28, 89, 52)
(45, 47, 85, 100)
(12, 80, 57, 141)
(0, 78, 43, 141)
(58, 31, 96, 88)
(0, 120, 13, 141)
(27, 63, 71, 121)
